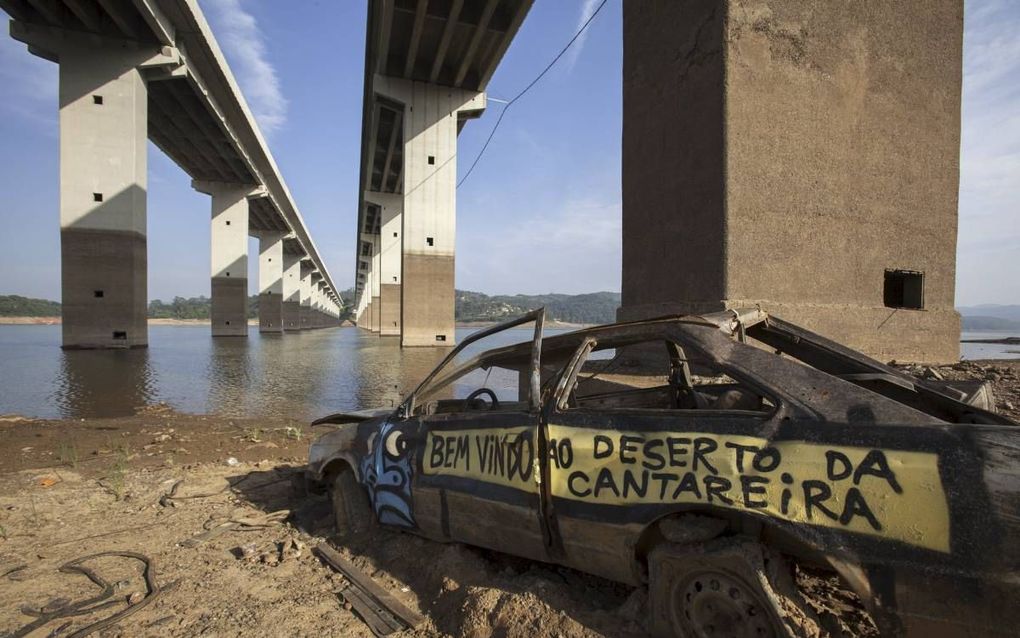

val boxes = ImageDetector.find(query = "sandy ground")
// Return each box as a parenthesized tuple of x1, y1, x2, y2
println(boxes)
(1, 361, 1017, 637)
(0, 410, 645, 638)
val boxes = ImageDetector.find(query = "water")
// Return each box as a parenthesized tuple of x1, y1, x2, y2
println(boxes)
(0, 324, 563, 420)
(960, 331, 1020, 361)
(1, 325, 1016, 420)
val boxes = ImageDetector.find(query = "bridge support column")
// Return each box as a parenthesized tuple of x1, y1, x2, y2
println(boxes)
(310, 273, 324, 329)
(257, 231, 285, 333)
(282, 250, 302, 331)
(366, 193, 402, 336)
(299, 262, 314, 329)
(618, 1, 962, 363)
(195, 181, 263, 337)
(56, 43, 151, 349)
(375, 77, 485, 347)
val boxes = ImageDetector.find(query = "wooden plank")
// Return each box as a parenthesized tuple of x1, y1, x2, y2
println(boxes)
(315, 543, 424, 629)
(341, 585, 404, 636)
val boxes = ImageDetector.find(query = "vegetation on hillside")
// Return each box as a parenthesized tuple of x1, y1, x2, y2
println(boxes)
(148, 296, 260, 319)
(961, 315, 1020, 331)
(0, 295, 61, 317)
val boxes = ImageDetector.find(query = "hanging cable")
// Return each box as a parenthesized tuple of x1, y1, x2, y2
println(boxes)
(457, 0, 610, 188)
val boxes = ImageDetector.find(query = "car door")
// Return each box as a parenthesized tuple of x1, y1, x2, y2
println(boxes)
(388, 311, 551, 563)
(539, 327, 781, 583)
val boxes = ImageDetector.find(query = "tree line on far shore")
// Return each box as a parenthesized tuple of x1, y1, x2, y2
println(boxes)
(7, 293, 1019, 330)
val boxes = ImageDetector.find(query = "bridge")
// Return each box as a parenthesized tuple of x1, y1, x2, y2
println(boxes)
(1, 0, 342, 348)
(352, 0, 533, 346)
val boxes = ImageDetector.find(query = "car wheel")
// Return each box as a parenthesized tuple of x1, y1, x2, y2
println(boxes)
(649, 538, 820, 638)
(330, 468, 375, 541)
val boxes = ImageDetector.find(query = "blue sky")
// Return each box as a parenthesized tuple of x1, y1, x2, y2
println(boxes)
(0, 0, 1015, 307)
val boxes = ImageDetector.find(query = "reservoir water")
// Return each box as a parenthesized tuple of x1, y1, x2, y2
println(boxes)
(0, 325, 1017, 420)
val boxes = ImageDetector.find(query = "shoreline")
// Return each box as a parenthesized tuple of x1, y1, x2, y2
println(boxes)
(0, 316, 590, 329)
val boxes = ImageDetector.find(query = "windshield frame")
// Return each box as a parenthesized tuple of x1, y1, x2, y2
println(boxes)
(399, 308, 545, 417)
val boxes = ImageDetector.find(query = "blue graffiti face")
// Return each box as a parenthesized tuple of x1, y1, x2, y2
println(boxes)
(360, 419, 416, 528)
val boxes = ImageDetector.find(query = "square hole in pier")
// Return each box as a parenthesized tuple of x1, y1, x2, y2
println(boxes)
(225, 271, 230, 277)
(435, 334, 446, 342)
(93, 95, 103, 105)
(428, 155, 435, 165)
(226, 220, 231, 226)
(93, 290, 104, 298)
(112, 331, 126, 340)
(225, 320, 231, 325)
(884, 269, 924, 310)
(393, 232, 398, 238)
(93, 193, 103, 202)
(426, 237, 434, 246)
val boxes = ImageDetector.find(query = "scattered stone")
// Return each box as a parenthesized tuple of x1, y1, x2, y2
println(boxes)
(128, 591, 145, 604)
(922, 366, 944, 380)
(225, 457, 240, 467)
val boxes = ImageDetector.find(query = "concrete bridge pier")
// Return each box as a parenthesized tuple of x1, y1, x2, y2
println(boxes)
(618, 1, 963, 363)
(373, 76, 485, 346)
(310, 272, 324, 329)
(195, 181, 265, 337)
(282, 249, 302, 331)
(299, 261, 315, 329)
(257, 231, 286, 333)
(365, 193, 402, 336)
(23, 31, 178, 349)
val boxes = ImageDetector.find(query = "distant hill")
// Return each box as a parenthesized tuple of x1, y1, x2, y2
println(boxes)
(336, 288, 620, 324)
(0, 295, 61, 317)
(148, 296, 261, 320)
(960, 315, 1020, 331)
(0, 295, 262, 319)
(958, 305, 1020, 323)
(456, 290, 620, 324)
(957, 305, 1020, 331)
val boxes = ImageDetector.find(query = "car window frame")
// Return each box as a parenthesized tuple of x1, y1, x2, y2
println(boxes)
(400, 308, 546, 418)
(548, 328, 781, 419)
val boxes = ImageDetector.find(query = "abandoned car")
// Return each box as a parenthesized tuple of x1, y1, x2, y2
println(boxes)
(307, 309, 1020, 637)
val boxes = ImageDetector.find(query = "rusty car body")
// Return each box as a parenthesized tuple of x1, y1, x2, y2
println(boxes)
(307, 309, 1020, 637)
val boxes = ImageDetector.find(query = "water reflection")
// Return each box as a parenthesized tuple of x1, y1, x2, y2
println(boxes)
(54, 347, 156, 418)
(349, 336, 449, 410)
(1, 325, 571, 420)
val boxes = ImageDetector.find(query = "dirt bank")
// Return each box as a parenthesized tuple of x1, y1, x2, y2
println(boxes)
(0, 409, 644, 637)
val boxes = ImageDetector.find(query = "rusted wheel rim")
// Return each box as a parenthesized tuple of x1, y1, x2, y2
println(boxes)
(673, 568, 778, 638)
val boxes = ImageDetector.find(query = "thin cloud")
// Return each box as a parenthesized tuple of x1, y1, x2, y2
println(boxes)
(0, 32, 57, 130)
(201, 0, 288, 135)
(563, 0, 601, 73)
(458, 197, 621, 295)
(957, 0, 1020, 304)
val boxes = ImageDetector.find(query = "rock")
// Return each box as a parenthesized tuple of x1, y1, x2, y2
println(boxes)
(225, 457, 240, 467)
(239, 543, 259, 561)
(922, 366, 944, 380)
(128, 592, 145, 604)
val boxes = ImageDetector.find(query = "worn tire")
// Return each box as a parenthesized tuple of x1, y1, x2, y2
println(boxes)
(330, 468, 375, 541)
(648, 537, 821, 638)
